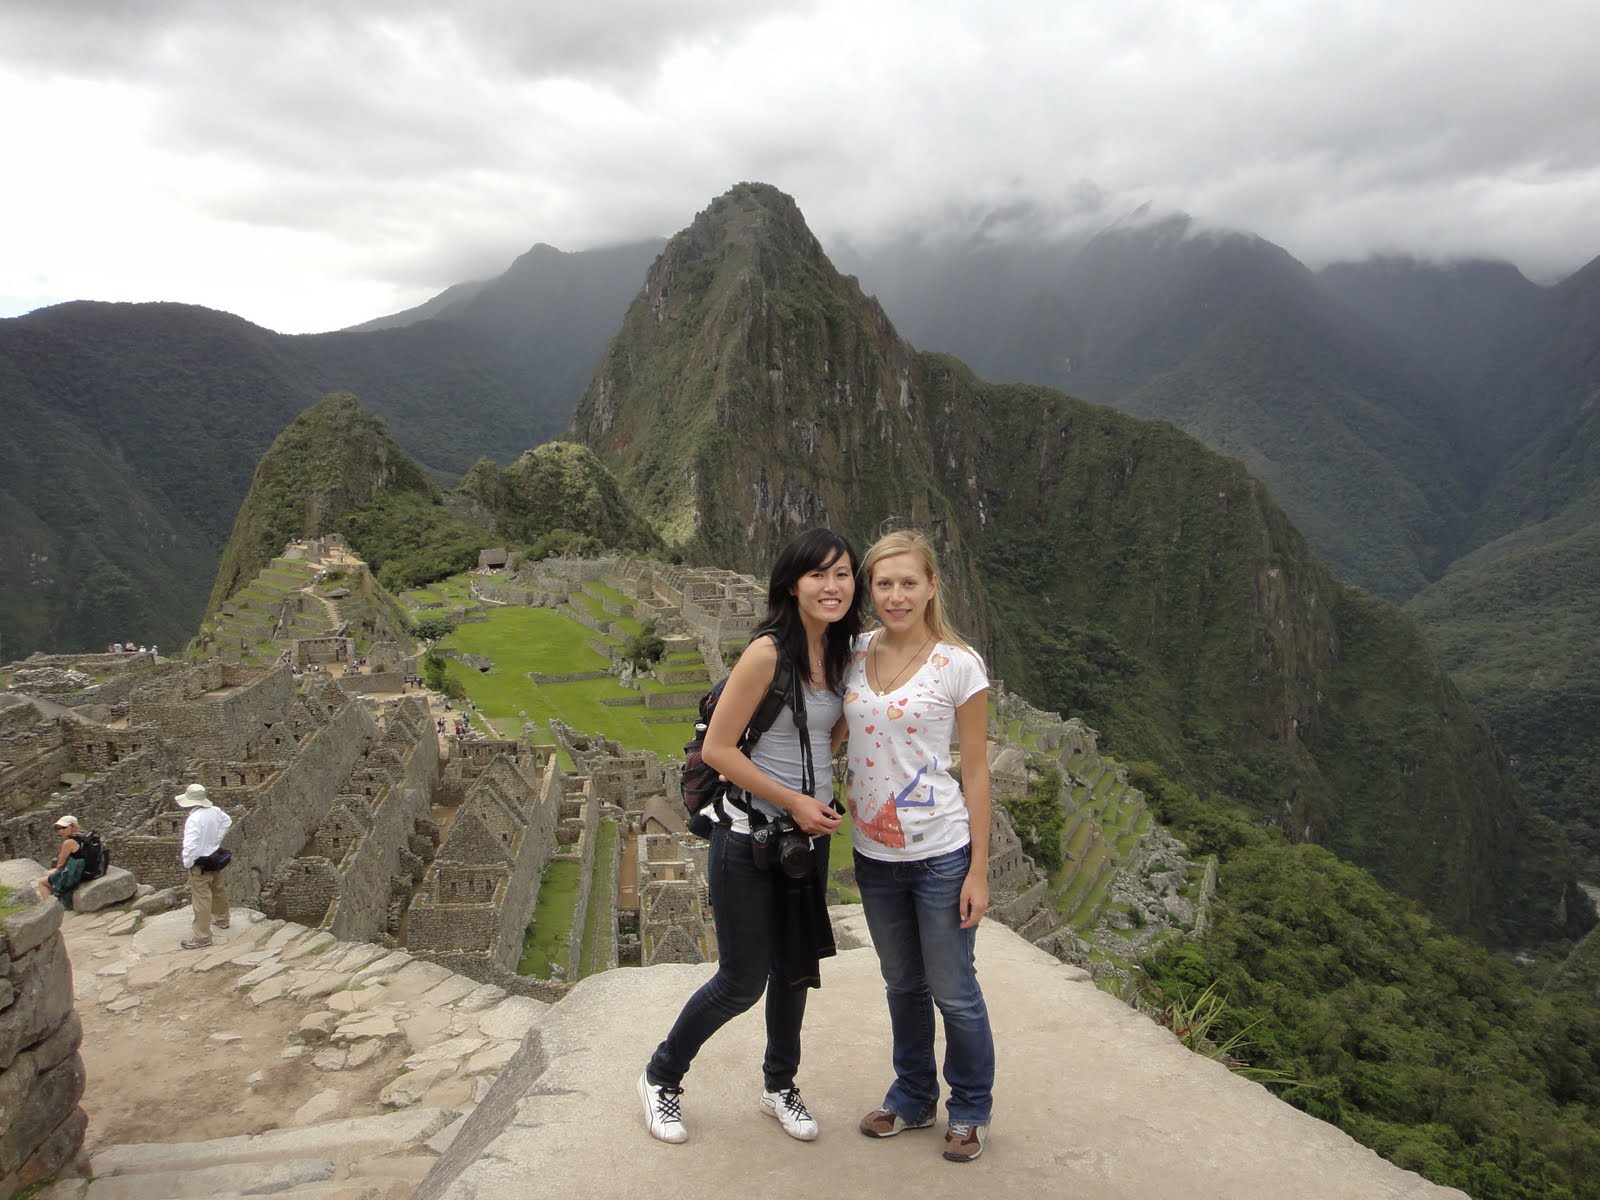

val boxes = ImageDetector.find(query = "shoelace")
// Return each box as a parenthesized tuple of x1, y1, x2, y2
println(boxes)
(779, 1088, 811, 1118)
(948, 1122, 974, 1138)
(652, 1084, 685, 1122)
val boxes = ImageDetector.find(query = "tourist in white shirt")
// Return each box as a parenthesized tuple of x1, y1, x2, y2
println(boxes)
(176, 784, 233, 949)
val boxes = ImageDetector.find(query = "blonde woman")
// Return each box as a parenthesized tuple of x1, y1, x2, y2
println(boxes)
(844, 530, 995, 1163)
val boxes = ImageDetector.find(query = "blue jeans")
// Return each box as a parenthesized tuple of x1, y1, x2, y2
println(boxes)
(648, 823, 829, 1092)
(854, 844, 994, 1124)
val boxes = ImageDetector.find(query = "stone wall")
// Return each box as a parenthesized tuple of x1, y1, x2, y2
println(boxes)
(217, 700, 379, 905)
(14, 661, 184, 716)
(0, 700, 186, 865)
(326, 698, 440, 943)
(129, 663, 298, 763)
(406, 750, 562, 974)
(0, 893, 87, 1195)
(263, 857, 342, 927)
(562, 787, 604, 978)
(472, 583, 540, 606)
(295, 637, 354, 668)
(337, 671, 405, 696)
(986, 805, 1041, 897)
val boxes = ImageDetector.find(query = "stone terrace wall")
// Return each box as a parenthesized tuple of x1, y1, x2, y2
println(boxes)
(13, 661, 184, 718)
(0, 704, 186, 866)
(485, 756, 561, 974)
(0, 894, 86, 1196)
(562, 785, 604, 978)
(0, 705, 78, 818)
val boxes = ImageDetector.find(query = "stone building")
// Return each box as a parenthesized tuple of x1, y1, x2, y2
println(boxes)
(406, 743, 563, 979)
(0, 655, 568, 997)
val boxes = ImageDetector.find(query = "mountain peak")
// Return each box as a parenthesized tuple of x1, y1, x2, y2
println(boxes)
(569, 181, 912, 556)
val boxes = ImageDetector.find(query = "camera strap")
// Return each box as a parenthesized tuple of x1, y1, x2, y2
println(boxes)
(790, 663, 815, 801)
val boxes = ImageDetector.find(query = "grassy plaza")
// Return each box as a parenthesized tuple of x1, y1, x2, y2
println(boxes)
(433, 606, 699, 760)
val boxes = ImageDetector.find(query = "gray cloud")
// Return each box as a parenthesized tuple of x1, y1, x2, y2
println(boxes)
(2, 0, 1597, 330)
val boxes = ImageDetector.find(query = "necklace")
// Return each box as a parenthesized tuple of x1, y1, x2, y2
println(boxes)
(874, 634, 932, 695)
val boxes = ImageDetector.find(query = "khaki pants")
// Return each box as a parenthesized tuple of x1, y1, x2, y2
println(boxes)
(188, 866, 230, 942)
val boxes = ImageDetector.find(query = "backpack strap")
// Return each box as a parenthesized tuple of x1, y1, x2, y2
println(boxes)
(715, 633, 804, 823)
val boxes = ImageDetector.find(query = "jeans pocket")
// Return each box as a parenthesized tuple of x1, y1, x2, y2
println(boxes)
(923, 844, 972, 880)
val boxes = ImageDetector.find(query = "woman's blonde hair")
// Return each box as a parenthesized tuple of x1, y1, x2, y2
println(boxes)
(861, 529, 972, 652)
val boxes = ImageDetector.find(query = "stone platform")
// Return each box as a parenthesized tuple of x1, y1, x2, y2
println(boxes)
(418, 909, 1466, 1200)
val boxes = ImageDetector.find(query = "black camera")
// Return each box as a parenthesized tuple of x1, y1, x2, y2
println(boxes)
(751, 817, 813, 879)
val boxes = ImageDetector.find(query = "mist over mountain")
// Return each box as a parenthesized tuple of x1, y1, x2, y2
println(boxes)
(838, 215, 1490, 601)
(833, 214, 1600, 878)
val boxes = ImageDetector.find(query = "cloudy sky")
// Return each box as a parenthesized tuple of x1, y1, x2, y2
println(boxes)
(2, 0, 1597, 334)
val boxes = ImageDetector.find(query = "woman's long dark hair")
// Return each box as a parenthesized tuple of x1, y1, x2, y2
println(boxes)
(750, 528, 863, 693)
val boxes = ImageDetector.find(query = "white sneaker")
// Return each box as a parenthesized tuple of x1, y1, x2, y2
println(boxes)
(760, 1086, 820, 1141)
(638, 1071, 687, 1144)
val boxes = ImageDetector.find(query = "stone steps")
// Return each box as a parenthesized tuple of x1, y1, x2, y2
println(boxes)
(49, 906, 552, 1198)
(70, 1108, 455, 1200)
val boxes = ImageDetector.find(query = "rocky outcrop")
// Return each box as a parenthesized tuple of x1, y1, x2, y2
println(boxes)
(0, 879, 87, 1196)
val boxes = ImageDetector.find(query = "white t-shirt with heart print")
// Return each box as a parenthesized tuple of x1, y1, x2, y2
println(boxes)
(843, 632, 989, 862)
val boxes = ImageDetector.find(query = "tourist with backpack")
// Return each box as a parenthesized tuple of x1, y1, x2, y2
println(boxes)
(638, 529, 862, 1145)
(35, 814, 88, 904)
(844, 530, 995, 1163)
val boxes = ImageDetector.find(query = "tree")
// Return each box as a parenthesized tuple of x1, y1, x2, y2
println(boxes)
(619, 621, 666, 674)
(410, 617, 457, 645)
(421, 652, 447, 692)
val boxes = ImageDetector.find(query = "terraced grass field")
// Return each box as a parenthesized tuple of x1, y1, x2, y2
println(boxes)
(434, 607, 700, 760)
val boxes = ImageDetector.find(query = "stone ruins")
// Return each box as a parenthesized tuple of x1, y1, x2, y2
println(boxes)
(4, 544, 1190, 993)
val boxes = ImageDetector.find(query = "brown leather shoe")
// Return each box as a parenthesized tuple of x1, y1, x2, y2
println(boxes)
(942, 1121, 988, 1162)
(859, 1108, 935, 1138)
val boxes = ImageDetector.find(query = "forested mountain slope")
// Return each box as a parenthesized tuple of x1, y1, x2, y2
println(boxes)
(571, 182, 1587, 944)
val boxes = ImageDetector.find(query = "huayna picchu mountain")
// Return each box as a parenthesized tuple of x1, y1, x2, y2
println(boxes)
(205, 392, 478, 612)
(571, 181, 1590, 946)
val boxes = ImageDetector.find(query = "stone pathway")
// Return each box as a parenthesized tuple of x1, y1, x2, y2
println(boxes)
(41, 907, 547, 1200)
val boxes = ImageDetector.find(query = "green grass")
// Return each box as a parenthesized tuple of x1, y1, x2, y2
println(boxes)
(519, 859, 581, 977)
(0, 885, 27, 921)
(435, 607, 699, 759)
(569, 591, 607, 619)
(401, 572, 479, 609)
(578, 821, 620, 978)
(1075, 865, 1117, 930)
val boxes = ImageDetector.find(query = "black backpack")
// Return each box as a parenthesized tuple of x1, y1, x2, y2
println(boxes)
(681, 637, 796, 838)
(77, 831, 110, 880)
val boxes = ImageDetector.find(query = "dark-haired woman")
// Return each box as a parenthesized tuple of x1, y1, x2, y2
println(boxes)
(638, 529, 862, 1145)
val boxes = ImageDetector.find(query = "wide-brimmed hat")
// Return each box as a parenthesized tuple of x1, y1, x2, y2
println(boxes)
(54, 814, 78, 829)
(174, 783, 213, 808)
